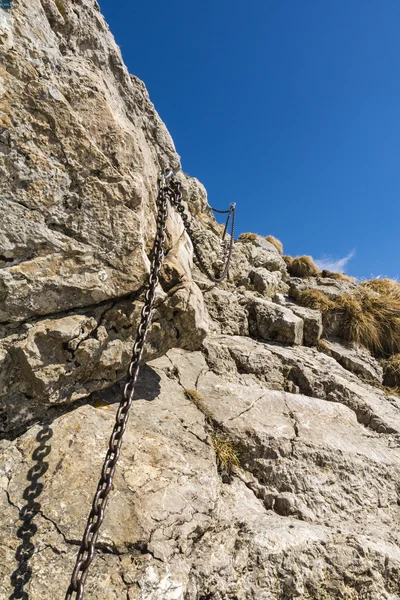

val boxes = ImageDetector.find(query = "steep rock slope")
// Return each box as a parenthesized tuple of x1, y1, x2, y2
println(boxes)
(0, 0, 214, 435)
(1, 2, 400, 600)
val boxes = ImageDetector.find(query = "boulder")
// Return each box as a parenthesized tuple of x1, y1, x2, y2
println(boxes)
(248, 297, 304, 345)
(285, 302, 323, 346)
(249, 267, 289, 298)
(288, 276, 355, 300)
(229, 235, 288, 282)
(204, 288, 249, 336)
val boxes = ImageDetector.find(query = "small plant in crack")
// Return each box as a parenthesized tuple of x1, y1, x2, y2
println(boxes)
(317, 339, 332, 357)
(184, 389, 240, 475)
(54, 0, 67, 19)
(211, 434, 240, 473)
(184, 388, 214, 422)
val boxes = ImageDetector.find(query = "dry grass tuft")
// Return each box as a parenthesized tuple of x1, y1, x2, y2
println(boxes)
(289, 256, 321, 278)
(239, 232, 258, 242)
(362, 278, 400, 297)
(185, 389, 240, 472)
(211, 434, 240, 472)
(383, 353, 400, 388)
(184, 389, 213, 421)
(385, 353, 400, 377)
(334, 291, 379, 352)
(297, 278, 400, 356)
(335, 279, 400, 355)
(265, 235, 283, 254)
(321, 270, 355, 283)
(317, 339, 332, 356)
(54, 0, 67, 19)
(283, 255, 294, 269)
(297, 289, 335, 313)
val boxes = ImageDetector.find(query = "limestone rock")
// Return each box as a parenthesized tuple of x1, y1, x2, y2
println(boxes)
(322, 337, 384, 384)
(2, 0, 400, 598)
(0, 365, 219, 599)
(285, 301, 323, 346)
(248, 297, 304, 345)
(229, 234, 288, 282)
(0, 0, 209, 434)
(203, 288, 249, 336)
(249, 267, 289, 298)
(289, 276, 356, 300)
(202, 335, 286, 390)
(264, 342, 400, 434)
(2, 354, 400, 599)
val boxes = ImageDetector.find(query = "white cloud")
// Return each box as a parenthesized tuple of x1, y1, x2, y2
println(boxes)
(314, 249, 356, 273)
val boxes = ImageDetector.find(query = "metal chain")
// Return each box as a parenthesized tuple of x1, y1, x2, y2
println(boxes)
(65, 169, 235, 599)
(210, 206, 232, 214)
(169, 179, 236, 283)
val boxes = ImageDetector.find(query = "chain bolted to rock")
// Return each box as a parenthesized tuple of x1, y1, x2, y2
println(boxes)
(65, 169, 236, 600)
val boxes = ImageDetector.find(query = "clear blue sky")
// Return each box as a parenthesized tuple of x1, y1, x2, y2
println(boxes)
(98, 0, 400, 279)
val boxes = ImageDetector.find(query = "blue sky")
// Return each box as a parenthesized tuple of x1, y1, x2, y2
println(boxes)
(98, 0, 399, 279)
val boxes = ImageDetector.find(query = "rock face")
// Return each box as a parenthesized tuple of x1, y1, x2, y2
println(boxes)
(1, 2, 400, 600)
(0, 0, 210, 435)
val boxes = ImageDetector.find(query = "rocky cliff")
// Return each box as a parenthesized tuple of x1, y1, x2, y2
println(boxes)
(1, 2, 400, 599)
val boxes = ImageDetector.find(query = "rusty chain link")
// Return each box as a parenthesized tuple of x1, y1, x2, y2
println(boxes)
(65, 169, 236, 599)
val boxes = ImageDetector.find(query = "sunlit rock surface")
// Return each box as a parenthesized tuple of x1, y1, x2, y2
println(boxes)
(1, 1, 400, 599)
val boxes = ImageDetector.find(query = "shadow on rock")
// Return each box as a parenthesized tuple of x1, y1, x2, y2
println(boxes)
(133, 365, 162, 401)
(9, 424, 53, 600)
(87, 364, 162, 406)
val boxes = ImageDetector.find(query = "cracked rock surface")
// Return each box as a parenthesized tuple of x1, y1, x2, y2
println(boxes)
(1, 1, 400, 599)
(0, 0, 210, 435)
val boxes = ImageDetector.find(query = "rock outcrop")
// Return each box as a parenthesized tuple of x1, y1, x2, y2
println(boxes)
(0, 0, 211, 435)
(1, 2, 400, 599)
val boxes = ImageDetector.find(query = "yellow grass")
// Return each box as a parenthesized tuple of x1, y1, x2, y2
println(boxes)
(54, 0, 67, 18)
(265, 235, 283, 254)
(283, 255, 293, 269)
(184, 389, 213, 421)
(185, 390, 240, 471)
(211, 434, 240, 472)
(289, 256, 321, 278)
(385, 353, 400, 377)
(298, 278, 400, 356)
(317, 339, 333, 356)
(239, 232, 258, 242)
(337, 279, 400, 355)
(321, 270, 355, 283)
(383, 353, 400, 388)
(297, 289, 335, 313)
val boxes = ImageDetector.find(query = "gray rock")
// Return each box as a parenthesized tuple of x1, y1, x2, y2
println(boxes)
(264, 342, 400, 434)
(0, 0, 209, 434)
(322, 337, 384, 384)
(202, 335, 286, 390)
(2, 353, 400, 599)
(289, 276, 355, 300)
(272, 292, 287, 305)
(204, 288, 249, 336)
(248, 297, 304, 345)
(229, 235, 288, 282)
(250, 267, 289, 298)
(2, 0, 400, 598)
(285, 301, 323, 346)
